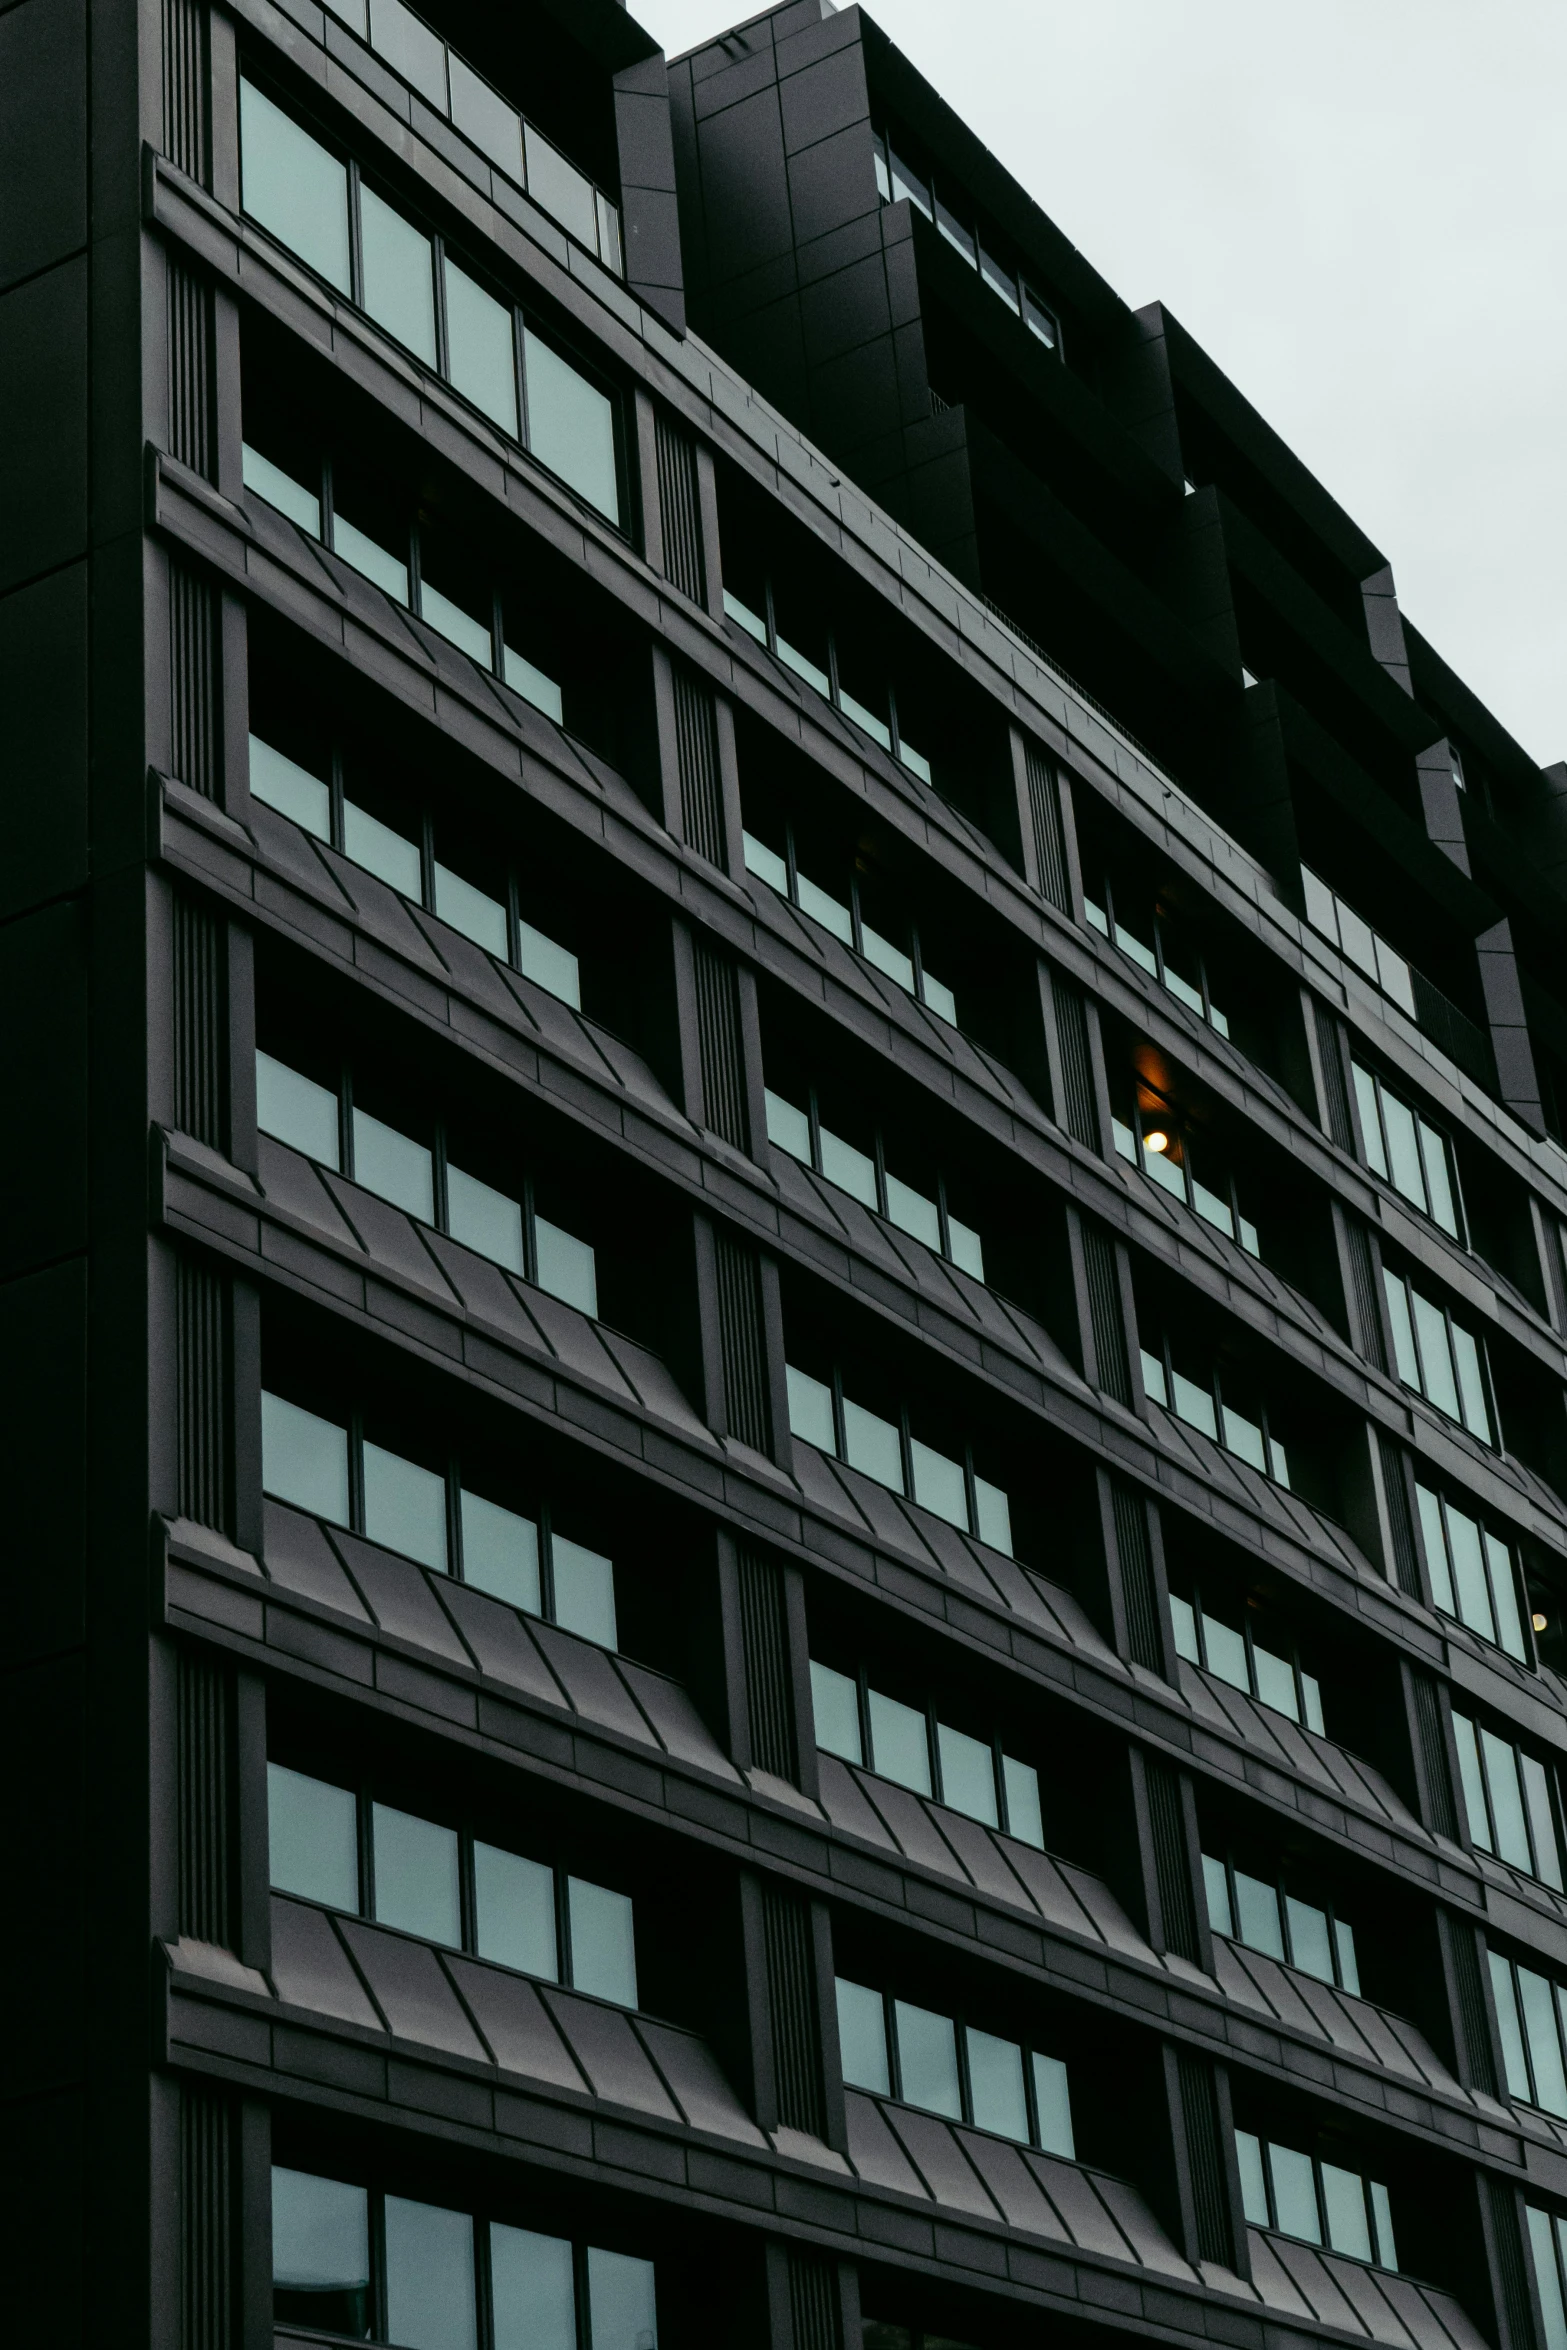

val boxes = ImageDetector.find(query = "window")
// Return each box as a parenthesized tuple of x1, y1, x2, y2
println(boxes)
(743, 822, 957, 1026)
(1451, 1709, 1562, 1888)
(272, 2166, 655, 2347)
(1300, 867, 1416, 1018)
(764, 1082, 984, 1280)
(254, 1046, 596, 1315)
(238, 80, 622, 523)
(1381, 1264, 1494, 1443)
(1350, 1059, 1461, 1239)
(1491, 1950, 1567, 2117)
(246, 733, 579, 1005)
(786, 1361, 1012, 1554)
(1235, 2131, 1396, 2269)
(723, 562, 932, 783)
(1170, 1585, 1323, 1733)
(1202, 1849, 1359, 1992)
(1140, 1335, 1290, 1487)
(1414, 1481, 1527, 1660)
(809, 1659, 1044, 1847)
(836, 1977, 1073, 2155)
(261, 1390, 618, 1645)
(1528, 2206, 1567, 2350)
(870, 127, 1062, 357)
(1112, 1097, 1258, 1256)
(1085, 874, 1230, 1038)
(240, 442, 566, 725)
(268, 1762, 638, 2004)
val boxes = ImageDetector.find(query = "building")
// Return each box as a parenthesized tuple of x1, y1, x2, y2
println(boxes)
(8, 0, 1567, 2341)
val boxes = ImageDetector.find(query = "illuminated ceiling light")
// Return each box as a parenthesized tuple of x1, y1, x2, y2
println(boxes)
(1534, 1613, 1549, 1633)
(1143, 1129, 1170, 1155)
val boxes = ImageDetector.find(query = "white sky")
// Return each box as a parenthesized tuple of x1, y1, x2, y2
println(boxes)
(638, 0, 1567, 768)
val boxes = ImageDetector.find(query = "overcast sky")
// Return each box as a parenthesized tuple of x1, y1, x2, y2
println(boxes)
(638, 0, 1567, 769)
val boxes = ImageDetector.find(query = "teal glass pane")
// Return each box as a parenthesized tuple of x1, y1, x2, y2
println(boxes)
(795, 870, 854, 944)
(448, 56, 522, 181)
(1333, 1916, 1360, 1995)
(332, 514, 410, 604)
(383, 2196, 475, 2350)
(1234, 2130, 1268, 2226)
(1446, 1503, 1496, 1642)
(1519, 1965, 1567, 2113)
(515, 917, 580, 1007)
(764, 1089, 812, 1164)
(242, 443, 321, 536)
(256, 1051, 340, 1166)
(268, 1762, 358, 1909)
(965, 2026, 1027, 2140)
(523, 328, 618, 521)
(491, 2226, 575, 2350)
(1451, 1711, 1491, 1848)
(524, 123, 599, 248)
(1452, 1321, 1493, 1443)
(819, 1126, 877, 1208)
(367, 0, 446, 107)
(352, 1106, 434, 1221)
(842, 1397, 903, 1490)
(894, 1998, 961, 2117)
(1267, 2142, 1321, 2243)
(1169, 1593, 1200, 1662)
(861, 921, 915, 993)
(249, 734, 330, 836)
(1202, 1853, 1234, 1938)
(262, 1391, 349, 1522)
(973, 1474, 1012, 1554)
(1171, 1367, 1218, 1440)
(372, 1801, 461, 1945)
(1529, 2209, 1567, 2350)
(421, 581, 492, 665)
(1481, 1727, 1532, 1871)
(1202, 1612, 1249, 1692)
(359, 183, 436, 364)
(534, 1216, 598, 1317)
(240, 81, 350, 291)
(910, 1437, 968, 1530)
(272, 2167, 369, 2334)
(1489, 1954, 1530, 2098)
(585, 2248, 657, 2350)
(1420, 1119, 1459, 1235)
(444, 257, 518, 435)
(568, 1876, 637, 2006)
(937, 1722, 998, 1825)
(459, 1489, 539, 1610)
(502, 643, 564, 722)
(1284, 1896, 1334, 1983)
(1321, 2162, 1371, 2261)
(446, 1165, 524, 1273)
(1251, 1643, 1299, 1722)
(868, 1688, 931, 1794)
(836, 1977, 890, 2093)
(342, 797, 420, 893)
(1416, 1483, 1456, 1614)
(1380, 1089, 1425, 1211)
(474, 1843, 556, 1980)
(1031, 2052, 1074, 2156)
(947, 1213, 985, 1281)
(362, 1438, 448, 1571)
(550, 1534, 617, 1647)
(810, 1661, 862, 1765)
(884, 1171, 940, 1248)
(786, 1365, 836, 1451)
(1382, 1270, 1420, 1388)
(1233, 1868, 1285, 1959)
(1370, 2180, 1397, 2271)
(1411, 1288, 1461, 1419)
(742, 830, 789, 892)
(1002, 1755, 1043, 1848)
(1523, 1753, 1563, 1889)
(1487, 1534, 1528, 1660)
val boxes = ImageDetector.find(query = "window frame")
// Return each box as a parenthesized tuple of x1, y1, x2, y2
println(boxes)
(808, 1655, 1044, 1845)
(1490, 1946, 1567, 2118)
(1348, 1054, 1465, 1243)
(1084, 869, 1230, 1040)
(763, 1076, 985, 1282)
(1169, 1581, 1324, 1733)
(725, 574, 932, 786)
(837, 1974, 1073, 2154)
(1113, 1093, 1259, 1258)
(1233, 2127, 1396, 2270)
(785, 1356, 1012, 1554)
(1380, 1260, 1496, 1445)
(1412, 1476, 1530, 1662)
(869, 125, 1064, 359)
(1139, 1332, 1290, 1488)
(1451, 1707, 1564, 1889)
(1202, 1843, 1359, 1993)
(743, 816, 957, 1027)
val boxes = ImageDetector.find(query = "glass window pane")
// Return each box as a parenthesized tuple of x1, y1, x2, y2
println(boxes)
(1202, 1853, 1234, 1938)
(1235, 2131, 1268, 2226)
(1528, 2208, 1567, 2350)
(1523, 1754, 1563, 1890)
(491, 2225, 575, 2350)
(1252, 1643, 1299, 1722)
(934, 192, 976, 263)
(937, 1722, 998, 1826)
(1451, 1711, 1491, 1849)
(367, 0, 446, 104)
(240, 81, 350, 292)
(421, 580, 492, 665)
(1192, 1178, 1236, 1238)
(268, 1762, 358, 1909)
(1267, 2142, 1322, 2243)
(894, 1999, 961, 2117)
(1171, 1369, 1218, 1441)
(585, 2248, 658, 2350)
(726, 592, 770, 647)
(1334, 1916, 1361, 1996)
(567, 1876, 637, 2006)
(272, 2167, 370, 2334)
(1518, 1966, 1567, 2113)
(1222, 1406, 1267, 1474)
(1300, 1670, 1323, 1732)
(861, 922, 916, 993)
(839, 684, 893, 751)
(459, 1489, 539, 1611)
(383, 2196, 476, 2350)
(1233, 1869, 1286, 1960)
(887, 143, 931, 216)
(1351, 1063, 1386, 1175)
(1284, 1896, 1334, 1983)
(332, 513, 410, 604)
(1490, 1953, 1532, 2097)
(973, 1475, 1012, 1555)
(884, 1172, 941, 1249)
(786, 1365, 836, 1452)
(534, 1217, 598, 1317)
(979, 244, 1020, 312)
(777, 634, 831, 698)
(910, 1438, 968, 1530)
(249, 734, 331, 836)
(1452, 1322, 1492, 1443)
(810, 1660, 863, 1765)
(342, 797, 421, 892)
(868, 1689, 931, 1795)
(842, 1397, 903, 1490)
(765, 1090, 813, 1164)
(1412, 1289, 1461, 1418)
(1337, 901, 1379, 982)
(522, 328, 618, 521)
(1141, 1346, 1170, 1406)
(1301, 867, 1338, 941)
(502, 643, 564, 723)
(352, 1106, 434, 1221)
(447, 1165, 524, 1274)
(1321, 2163, 1372, 2261)
(524, 123, 599, 248)
(1420, 1120, 1459, 1236)
(1380, 1091, 1426, 1211)
(1481, 1728, 1532, 1871)
(1001, 1755, 1043, 1848)
(550, 1535, 617, 1648)
(474, 1844, 556, 1979)
(1487, 1535, 1528, 1662)
(1445, 1504, 1496, 1642)
(836, 1977, 890, 2093)
(795, 870, 855, 945)
(1023, 286, 1058, 348)
(965, 2027, 1027, 2141)
(257, 1051, 340, 1166)
(743, 829, 789, 893)
(819, 1126, 878, 1208)
(1031, 2052, 1074, 2157)
(1382, 1270, 1420, 1388)
(1416, 1484, 1456, 1614)
(448, 56, 522, 181)
(515, 918, 580, 1007)
(1114, 917, 1158, 978)
(372, 1801, 461, 1946)
(1169, 1593, 1199, 1662)
(1370, 2180, 1398, 2271)
(444, 258, 518, 434)
(362, 1438, 448, 1571)
(947, 1214, 985, 1281)
(1376, 936, 1416, 1015)
(920, 969, 957, 1026)
(243, 443, 322, 537)
(262, 1391, 350, 1522)
(1202, 1613, 1249, 1692)
(359, 184, 436, 365)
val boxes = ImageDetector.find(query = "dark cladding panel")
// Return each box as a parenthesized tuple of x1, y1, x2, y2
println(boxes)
(0, 567, 88, 921)
(0, 0, 87, 293)
(0, 258, 88, 595)
(691, 86, 793, 285)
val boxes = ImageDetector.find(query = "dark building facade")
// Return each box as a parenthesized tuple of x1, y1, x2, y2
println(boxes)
(10, 0, 1567, 2344)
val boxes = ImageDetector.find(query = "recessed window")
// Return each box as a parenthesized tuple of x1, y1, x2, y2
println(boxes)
(1300, 866, 1415, 1019)
(743, 822, 957, 1028)
(836, 1975, 1073, 2154)
(1381, 1264, 1494, 1442)
(764, 1082, 984, 1281)
(1202, 1848, 1358, 1992)
(1170, 1583, 1323, 1733)
(1451, 1709, 1562, 1888)
(725, 570, 932, 783)
(1113, 1098, 1258, 1256)
(1492, 1950, 1567, 2117)
(239, 80, 351, 294)
(786, 1360, 1011, 1553)
(1140, 1334, 1290, 1488)
(1415, 1481, 1527, 1659)
(1084, 871, 1229, 1039)
(809, 1658, 1043, 1845)
(1351, 1058, 1461, 1238)
(1235, 2130, 1396, 2269)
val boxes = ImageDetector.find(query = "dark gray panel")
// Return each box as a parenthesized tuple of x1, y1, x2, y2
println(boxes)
(798, 253, 894, 366)
(778, 48, 870, 157)
(0, 0, 87, 293)
(697, 88, 792, 282)
(0, 1652, 84, 2094)
(0, 257, 87, 593)
(0, 1256, 85, 1661)
(0, 895, 87, 1279)
(0, 562, 87, 919)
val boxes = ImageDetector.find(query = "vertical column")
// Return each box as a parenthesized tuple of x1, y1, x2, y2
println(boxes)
(1162, 2046, 1249, 2279)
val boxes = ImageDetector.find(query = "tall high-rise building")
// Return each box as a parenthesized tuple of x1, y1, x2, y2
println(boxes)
(6, 0, 1567, 2344)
